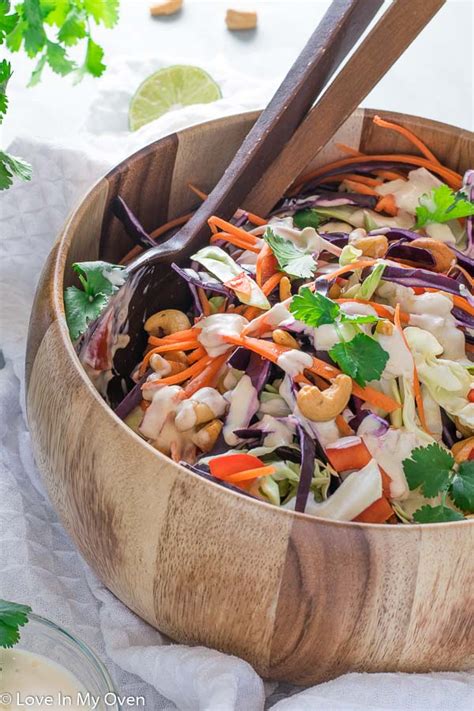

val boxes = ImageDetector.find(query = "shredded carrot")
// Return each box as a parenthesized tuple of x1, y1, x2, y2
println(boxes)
(183, 353, 228, 396)
(448, 265, 474, 290)
(353, 496, 394, 523)
(208, 216, 259, 246)
(141, 356, 211, 389)
(335, 298, 410, 324)
(150, 212, 194, 240)
(375, 194, 398, 216)
(187, 346, 206, 364)
(210, 231, 260, 253)
(293, 154, 462, 192)
(318, 260, 377, 281)
(341, 179, 379, 196)
(198, 287, 212, 316)
(148, 329, 197, 346)
(262, 271, 284, 295)
(139, 340, 200, 376)
(374, 169, 406, 181)
(222, 465, 276, 484)
(243, 305, 263, 321)
(318, 174, 382, 187)
(188, 183, 208, 200)
(394, 304, 431, 435)
(189, 184, 266, 226)
(335, 143, 364, 157)
(256, 242, 278, 287)
(372, 115, 441, 165)
(335, 414, 353, 437)
(209, 453, 264, 477)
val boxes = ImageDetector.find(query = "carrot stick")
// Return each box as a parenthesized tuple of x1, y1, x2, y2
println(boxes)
(222, 465, 276, 484)
(375, 194, 398, 216)
(372, 115, 441, 165)
(148, 329, 197, 346)
(394, 304, 431, 435)
(142, 356, 211, 389)
(374, 169, 406, 181)
(353, 496, 393, 523)
(209, 453, 264, 477)
(335, 143, 364, 157)
(150, 212, 194, 240)
(210, 231, 260, 253)
(188, 183, 208, 200)
(189, 185, 267, 226)
(318, 174, 382, 187)
(198, 287, 212, 316)
(262, 272, 284, 295)
(256, 242, 278, 287)
(318, 259, 377, 281)
(342, 179, 378, 196)
(335, 414, 354, 436)
(183, 353, 228, 397)
(293, 154, 462, 192)
(187, 346, 206, 364)
(208, 216, 259, 245)
(139, 340, 200, 376)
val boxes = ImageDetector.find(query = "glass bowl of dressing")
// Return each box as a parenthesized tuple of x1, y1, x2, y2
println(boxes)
(0, 613, 119, 710)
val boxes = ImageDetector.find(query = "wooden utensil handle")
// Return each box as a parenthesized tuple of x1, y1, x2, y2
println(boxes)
(129, 0, 383, 272)
(245, 0, 447, 213)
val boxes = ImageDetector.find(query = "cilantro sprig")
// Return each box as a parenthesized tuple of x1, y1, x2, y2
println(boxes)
(416, 184, 474, 228)
(403, 442, 473, 523)
(264, 227, 316, 279)
(64, 261, 127, 340)
(0, 599, 32, 648)
(289, 287, 388, 386)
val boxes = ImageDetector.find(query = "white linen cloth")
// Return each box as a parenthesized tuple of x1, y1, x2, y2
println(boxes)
(1, 55, 473, 710)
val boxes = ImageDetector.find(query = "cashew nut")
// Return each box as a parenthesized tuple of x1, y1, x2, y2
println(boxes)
(191, 419, 223, 452)
(297, 374, 352, 422)
(375, 319, 394, 336)
(328, 282, 342, 299)
(175, 401, 215, 432)
(144, 309, 191, 336)
(273, 329, 299, 349)
(164, 350, 188, 365)
(453, 416, 473, 439)
(452, 436, 474, 463)
(226, 9, 257, 30)
(409, 238, 456, 273)
(150, 354, 186, 377)
(349, 233, 388, 259)
(279, 276, 292, 301)
(150, 0, 182, 16)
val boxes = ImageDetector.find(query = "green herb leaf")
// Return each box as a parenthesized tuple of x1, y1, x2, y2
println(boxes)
(46, 40, 76, 75)
(450, 460, 474, 513)
(416, 184, 474, 228)
(413, 504, 464, 524)
(339, 312, 379, 325)
(57, 7, 86, 46)
(329, 332, 389, 387)
(65, 261, 127, 340)
(289, 286, 340, 327)
(83, 0, 119, 28)
(81, 36, 106, 78)
(403, 443, 454, 498)
(264, 228, 316, 279)
(0, 599, 32, 648)
(0, 150, 32, 190)
(23, 0, 47, 56)
(293, 208, 320, 230)
(0, 2, 19, 42)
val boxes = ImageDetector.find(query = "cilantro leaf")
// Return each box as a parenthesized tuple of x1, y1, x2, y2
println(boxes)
(413, 504, 464, 524)
(65, 261, 127, 340)
(416, 184, 474, 228)
(403, 443, 454, 498)
(83, 0, 119, 28)
(339, 312, 379, 325)
(0, 59, 12, 123)
(81, 36, 106, 78)
(290, 286, 340, 327)
(293, 208, 320, 230)
(43, 0, 70, 27)
(329, 332, 389, 387)
(46, 40, 76, 75)
(264, 228, 316, 279)
(0, 150, 32, 190)
(57, 7, 86, 46)
(27, 52, 46, 86)
(0, 599, 32, 648)
(23, 0, 47, 56)
(0, 2, 18, 42)
(450, 460, 474, 513)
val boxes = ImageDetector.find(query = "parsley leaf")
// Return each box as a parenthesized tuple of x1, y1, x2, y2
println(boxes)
(83, 0, 119, 28)
(450, 460, 474, 513)
(416, 184, 474, 228)
(80, 36, 106, 78)
(329, 332, 389, 387)
(64, 261, 127, 340)
(339, 312, 378, 325)
(46, 40, 76, 75)
(0, 3, 19, 42)
(57, 7, 87, 46)
(413, 504, 464, 524)
(403, 443, 454, 498)
(264, 228, 316, 279)
(293, 208, 320, 230)
(0, 150, 32, 190)
(290, 286, 339, 327)
(0, 599, 32, 648)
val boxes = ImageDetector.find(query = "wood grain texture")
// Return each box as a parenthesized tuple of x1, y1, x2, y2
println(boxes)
(26, 109, 474, 683)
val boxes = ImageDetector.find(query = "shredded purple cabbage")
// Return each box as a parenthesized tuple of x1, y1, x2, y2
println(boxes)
(294, 423, 316, 513)
(380, 265, 472, 301)
(272, 191, 377, 215)
(171, 263, 232, 297)
(114, 370, 149, 420)
(113, 196, 155, 249)
(462, 170, 474, 259)
(385, 241, 436, 269)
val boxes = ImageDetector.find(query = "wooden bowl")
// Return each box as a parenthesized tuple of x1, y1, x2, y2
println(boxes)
(26, 108, 474, 684)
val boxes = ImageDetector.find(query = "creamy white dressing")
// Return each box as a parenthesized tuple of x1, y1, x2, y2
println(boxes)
(175, 387, 227, 430)
(139, 385, 183, 439)
(101, 266, 127, 288)
(244, 301, 292, 336)
(375, 167, 442, 214)
(311, 322, 355, 351)
(276, 350, 313, 377)
(376, 329, 414, 380)
(197, 313, 248, 357)
(258, 414, 296, 448)
(149, 353, 172, 376)
(223, 374, 258, 446)
(409, 313, 466, 361)
(258, 394, 291, 417)
(0, 649, 86, 710)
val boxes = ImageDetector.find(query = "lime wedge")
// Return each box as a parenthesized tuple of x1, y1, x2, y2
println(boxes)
(129, 65, 222, 131)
